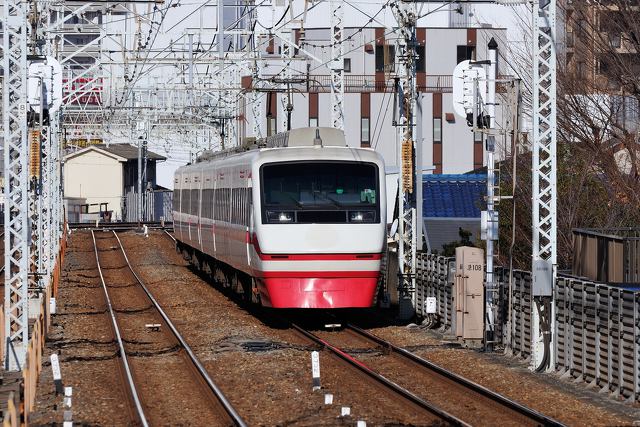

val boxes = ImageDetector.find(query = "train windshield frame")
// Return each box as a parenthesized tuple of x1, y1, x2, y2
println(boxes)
(260, 160, 380, 224)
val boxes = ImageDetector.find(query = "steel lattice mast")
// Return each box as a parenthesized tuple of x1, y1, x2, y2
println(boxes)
(3, 0, 31, 370)
(392, 0, 418, 319)
(531, 0, 557, 371)
(330, 0, 344, 130)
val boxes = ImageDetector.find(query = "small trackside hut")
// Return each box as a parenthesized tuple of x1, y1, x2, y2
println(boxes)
(173, 127, 387, 308)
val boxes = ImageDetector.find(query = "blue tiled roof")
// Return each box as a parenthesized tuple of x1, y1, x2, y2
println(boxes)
(423, 174, 486, 218)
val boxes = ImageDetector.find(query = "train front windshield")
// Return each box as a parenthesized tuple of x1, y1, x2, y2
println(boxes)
(261, 161, 379, 224)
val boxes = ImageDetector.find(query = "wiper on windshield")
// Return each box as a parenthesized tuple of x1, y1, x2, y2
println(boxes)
(285, 193, 303, 208)
(313, 192, 343, 208)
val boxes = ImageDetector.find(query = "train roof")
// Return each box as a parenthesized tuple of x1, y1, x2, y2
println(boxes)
(195, 127, 346, 163)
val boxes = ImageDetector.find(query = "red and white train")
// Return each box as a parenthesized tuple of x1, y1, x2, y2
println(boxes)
(173, 127, 386, 308)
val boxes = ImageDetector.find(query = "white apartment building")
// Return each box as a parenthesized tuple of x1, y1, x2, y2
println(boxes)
(242, 25, 508, 174)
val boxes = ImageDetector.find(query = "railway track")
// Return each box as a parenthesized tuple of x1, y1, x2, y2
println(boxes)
(290, 323, 468, 426)
(91, 230, 246, 426)
(70, 221, 172, 231)
(162, 228, 561, 425)
(295, 323, 564, 427)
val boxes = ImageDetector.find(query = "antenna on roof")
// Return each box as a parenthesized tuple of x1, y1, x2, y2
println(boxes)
(313, 128, 322, 147)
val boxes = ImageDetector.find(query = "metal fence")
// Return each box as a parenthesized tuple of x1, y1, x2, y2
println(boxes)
(555, 277, 640, 401)
(416, 254, 455, 330)
(415, 253, 640, 401)
(123, 189, 173, 222)
(573, 228, 640, 283)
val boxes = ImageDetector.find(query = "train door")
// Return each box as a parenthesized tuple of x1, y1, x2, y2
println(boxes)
(246, 184, 253, 268)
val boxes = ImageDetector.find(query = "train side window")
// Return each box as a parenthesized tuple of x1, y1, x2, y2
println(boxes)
(204, 189, 209, 218)
(173, 189, 180, 211)
(230, 188, 234, 223)
(211, 189, 214, 219)
(213, 188, 218, 220)
(222, 188, 228, 222)
(216, 188, 221, 221)
(232, 189, 236, 224)
(201, 189, 210, 218)
(243, 188, 247, 225)
(210, 189, 214, 219)
(242, 188, 250, 225)
(190, 189, 198, 215)
(182, 189, 189, 214)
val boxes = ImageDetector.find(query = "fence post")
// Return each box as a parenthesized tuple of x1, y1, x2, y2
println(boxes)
(566, 280, 576, 380)
(591, 284, 601, 388)
(579, 282, 587, 383)
(615, 289, 624, 399)
(604, 286, 614, 394)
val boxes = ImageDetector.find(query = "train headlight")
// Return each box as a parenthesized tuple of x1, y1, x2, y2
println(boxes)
(348, 210, 375, 223)
(266, 211, 295, 223)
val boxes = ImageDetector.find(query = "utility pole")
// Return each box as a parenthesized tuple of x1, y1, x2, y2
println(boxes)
(3, 0, 31, 370)
(531, 0, 557, 372)
(485, 38, 499, 348)
(275, 1, 294, 132)
(137, 120, 146, 224)
(392, 0, 418, 319)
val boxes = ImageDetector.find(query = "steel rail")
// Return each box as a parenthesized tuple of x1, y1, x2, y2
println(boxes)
(345, 324, 566, 427)
(90, 230, 149, 427)
(68, 221, 173, 230)
(111, 231, 247, 427)
(291, 323, 469, 426)
(163, 229, 176, 242)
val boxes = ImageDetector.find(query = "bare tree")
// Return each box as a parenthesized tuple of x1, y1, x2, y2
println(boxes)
(496, 0, 640, 270)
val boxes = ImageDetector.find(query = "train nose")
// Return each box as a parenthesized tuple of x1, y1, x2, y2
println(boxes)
(304, 226, 340, 249)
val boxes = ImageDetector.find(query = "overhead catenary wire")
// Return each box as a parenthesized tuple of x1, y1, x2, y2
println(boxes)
(99, 0, 463, 157)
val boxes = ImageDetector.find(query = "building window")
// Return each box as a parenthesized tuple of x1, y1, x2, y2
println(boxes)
(609, 33, 621, 48)
(566, 30, 574, 48)
(577, 19, 587, 37)
(416, 45, 426, 72)
(309, 117, 318, 127)
(361, 118, 370, 145)
(267, 118, 277, 136)
(576, 61, 586, 79)
(597, 58, 609, 75)
(433, 118, 442, 143)
(456, 45, 475, 64)
(375, 45, 395, 73)
(344, 58, 351, 73)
